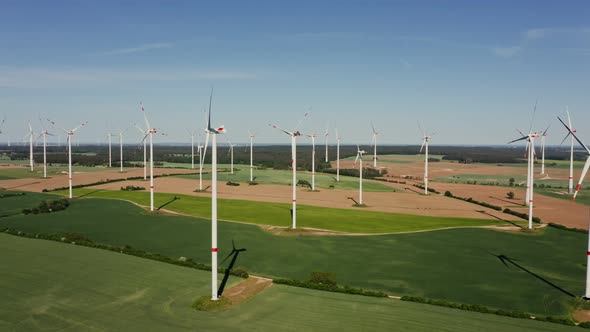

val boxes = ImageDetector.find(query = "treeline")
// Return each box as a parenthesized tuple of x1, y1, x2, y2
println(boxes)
(5, 144, 588, 167)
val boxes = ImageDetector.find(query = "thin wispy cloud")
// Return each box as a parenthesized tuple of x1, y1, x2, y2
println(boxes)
(0, 67, 258, 88)
(89, 43, 173, 56)
(491, 27, 590, 58)
(270, 32, 364, 42)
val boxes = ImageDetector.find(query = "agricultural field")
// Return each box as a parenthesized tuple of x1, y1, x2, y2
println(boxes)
(0, 195, 585, 318)
(55, 188, 507, 233)
(0, 233, 577, 331)
(174, 167, 396, 192)
(0, 164, 107, 180)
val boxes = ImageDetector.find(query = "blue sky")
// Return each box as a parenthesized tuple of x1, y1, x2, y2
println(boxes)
(1, 0, 589, 147)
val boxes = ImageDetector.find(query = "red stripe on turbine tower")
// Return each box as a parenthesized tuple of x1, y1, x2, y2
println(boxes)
(150, 186, 154, 189)
(212, 248, 218, 252)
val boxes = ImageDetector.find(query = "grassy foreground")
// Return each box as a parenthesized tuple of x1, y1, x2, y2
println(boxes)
(0, 197, 583, 317)
(57, 188, 505, 233)
(0, 233, 579, 331)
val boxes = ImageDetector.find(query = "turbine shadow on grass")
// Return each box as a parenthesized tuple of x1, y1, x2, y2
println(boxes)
(476, 210, 522, 228)
(157, 196, 180, 210)
(7, 181, 41, 190)
(489, 196, 525, 207)
(76, 189, 105, 199)
(490, 252, 576, 298)
(218, 239, 247, 297)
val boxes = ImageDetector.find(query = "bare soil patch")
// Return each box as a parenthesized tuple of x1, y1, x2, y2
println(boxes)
(222, 276, 272, 306)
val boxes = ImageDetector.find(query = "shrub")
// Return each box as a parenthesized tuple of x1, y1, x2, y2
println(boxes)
(507, 191, 515, 199)
(309, 272, 337, 287)
(226, 181, 240, 186)
(120, 185, 145, 191)
(444, 191, 453, 197)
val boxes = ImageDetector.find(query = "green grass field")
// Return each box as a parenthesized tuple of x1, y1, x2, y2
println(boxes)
(535, 188, 590, 207)
(174, 167, 396, 192)
(433, 173, 571, 188)
(0, 196, 583, 317)
(55, 188, 505, 233)
(0, 233, 576, 331)
(0, 191, 60, 217)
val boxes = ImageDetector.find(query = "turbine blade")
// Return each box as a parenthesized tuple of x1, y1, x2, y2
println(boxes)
(207, 88, 214, 131)
(417, 121, 425, 136)
(293, 110, 310, 133)
(508, 136, 528, 144)
(560, 132, 571, 145)
(528, 98, 538, 134)
(515, 128, 526, 137)
(573, 156, 590, 201)
(419, 140, 425, 153)
(542, 125, 550, 136)
(71, 121, 88, 133)
(269, 123, 292, 136)
(558, 116, 590, 154)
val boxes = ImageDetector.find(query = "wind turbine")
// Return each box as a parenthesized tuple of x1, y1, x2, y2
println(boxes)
(248, 130, 255, 182)
(306, 131, 317, 191)
(38, 118, 54, 178)
(186, 128, 197, 169)
(205, 89, 226, 301)
(418, 123, 433, 195)
(354, 145, 367, 205)
(557, 116, 590, 299)
(510, 129, 539, 229)
(134, 124, 148, 180)
(56, 120, 88, 198)
(270, 112, 309, 229)
(557, 116, 590, 201)
(24, 122, 35, 172)
(198, 132, 208, 191)
(335, 128, 341, 182)
(118, 127, 129, 173)
(0, 116, 6, 145)
(106, 130, 115, 168)
(227, 140, 236, 174)
(562, 109, 577, 194)
(324, 124, 329, 163)
(539, 126, 549, 175)
(138, 102, 159, 211)
(371, 122, 379, 168)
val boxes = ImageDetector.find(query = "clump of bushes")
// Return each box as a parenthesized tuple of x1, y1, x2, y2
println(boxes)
(22, 198, 70, 215)
(248, 181, 259, 186)
(0, 192, 26, 199)
(274, 272, 387, 298)
(548, 223, 586, 234)
(297, 179, 312, 189)
(120, 185, 145, 191)
(503, 208, 541, 223)
(443, 192, 502, 211)
(507, 191, 515, 199)
(413, 184, 440, 194)
(226, 181, 240, 186)
(401, 296, 575, 326)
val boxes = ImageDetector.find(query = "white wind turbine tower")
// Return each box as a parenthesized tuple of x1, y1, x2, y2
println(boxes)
(509, 127, 539, 230)
(118, 127, 129, 173)
(38, 118, 54, 178)
(248, 130, 255, 182)
(335, 128, 341, 182)
(354, 145, 367, 205)
(306, 131, 317, 191)
(562, 109, 577, 194)
(558, 116, 590, 202)
(134, 124, 148, 180)
(24, 122, 36, 172)
(418, 123, 433, 195)
(138, 103, 159, 211)
(107, 130, 115, 168)
(324, 124, 329, 163)
(270, 112, 309, 229)
(227, 140, 236, 174)
(539, 126, 549, 175)
(204, 89, 226, 301)
(557, 116, 590, 298)
(198, 133, 208, 191)
(0, 116, 6, 145)
(58, 120, 88, 198)
(186, 128, 197, 169)
(371, 122, 379, 168)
